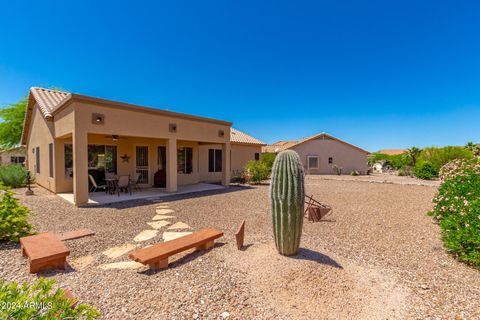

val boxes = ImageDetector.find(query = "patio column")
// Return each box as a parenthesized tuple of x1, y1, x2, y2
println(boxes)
(166, 137, 177, 192)
(73, 130, 88, 206)
(222, 142, 231, 186)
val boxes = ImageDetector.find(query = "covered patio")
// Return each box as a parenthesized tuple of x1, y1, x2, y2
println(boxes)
(58, 183, 225, 206)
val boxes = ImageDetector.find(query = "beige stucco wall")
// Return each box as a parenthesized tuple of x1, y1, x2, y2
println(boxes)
(231, 144, 262, 174)
(25, 104, 56, 190)
(290, 138, 368, 174)
(26, 99, 235, 204)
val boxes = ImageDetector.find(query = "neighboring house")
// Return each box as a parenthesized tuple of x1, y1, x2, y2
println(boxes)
(262, 132, 369, 174)
(377, 149, 406, 155)
(0, 146, 27, 165)
(21, 87, 263, 206)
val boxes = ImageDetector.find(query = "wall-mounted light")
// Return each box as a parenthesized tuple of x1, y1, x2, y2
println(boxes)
(169, 123, 177, 133)
(218, 130, 225, 137)
(92, 113, 105, 125)
(112, 135, 119, 141)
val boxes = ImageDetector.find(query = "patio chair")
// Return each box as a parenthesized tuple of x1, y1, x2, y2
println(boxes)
(88, 174, 107, 193)
(132, 172, 142, 192)
(117, 175, 132, 196)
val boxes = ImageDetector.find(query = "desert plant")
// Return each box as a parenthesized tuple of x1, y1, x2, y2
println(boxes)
(397, 165, 413, 176)
(413, 162, 438, 180)
(429, 159, 480, 267)
(418, 146, 473, 171)
(243, 160, 270, 184)
(332, 164, 342, 175)
(270, 150, 305, 256)
(261, 152, 276, 171)
(350, 170, 359, 176)
(406, 147, 422, 166)
(0, 165, 30, 188)
(0, 277, 100, 319)
(0, 188, 33, 242)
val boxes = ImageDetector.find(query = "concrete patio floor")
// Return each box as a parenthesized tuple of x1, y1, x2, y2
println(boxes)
(57, 183, 225, 206)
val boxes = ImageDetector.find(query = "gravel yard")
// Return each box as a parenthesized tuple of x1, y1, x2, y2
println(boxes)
(1, 176, 479, 319)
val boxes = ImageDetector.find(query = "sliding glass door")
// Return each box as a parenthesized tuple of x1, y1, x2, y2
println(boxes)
(87, 145, 117, 188)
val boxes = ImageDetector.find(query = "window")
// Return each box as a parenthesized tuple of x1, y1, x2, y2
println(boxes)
(307, 156, 319, 169)
(178, 147, 193, 174)
(255, 153, 260, 161)
(328, 157, 333, 164)
(65, 144, 73, 178)
(10, 156, 25, 164)
(48, 143, 53, 177)
(208, 149, 222, 172)
(35, 147, 40, 174)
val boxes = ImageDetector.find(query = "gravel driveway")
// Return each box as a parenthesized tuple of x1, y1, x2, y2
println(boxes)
(0, 176, 478, 319)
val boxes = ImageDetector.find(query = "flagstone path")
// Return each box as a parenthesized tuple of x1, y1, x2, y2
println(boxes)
(92, 202, 195, 271)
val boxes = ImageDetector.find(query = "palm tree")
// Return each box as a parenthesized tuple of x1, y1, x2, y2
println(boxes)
(406, 147, 422, 166)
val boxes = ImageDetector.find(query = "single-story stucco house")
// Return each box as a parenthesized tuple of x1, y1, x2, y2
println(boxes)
(262, 132, 369, 174)
(0, 145, 26, 165)
(21, 87, 264, 206)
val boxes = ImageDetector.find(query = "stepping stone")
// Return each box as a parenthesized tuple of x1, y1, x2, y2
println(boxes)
(168, 222, 191, 230)
(156, 205, 170, 209)
(147, 220, 171, 229)
(162, 231, 192, 242)
(156, 209, 174, 215)
(134, 230, 159, 242)
(98, 261, 145, 270)
(152, 215, 175, 221)
(70, 255, 94, 270)
(102, 244, 137, 259)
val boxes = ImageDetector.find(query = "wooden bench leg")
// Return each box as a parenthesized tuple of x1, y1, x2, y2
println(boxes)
(196, 240, 214, 251)
(148, 258, 168, 270)
(29, 257, 67, 274)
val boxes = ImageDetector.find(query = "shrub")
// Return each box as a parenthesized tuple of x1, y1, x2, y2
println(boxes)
(429, 159, 480, 267)
(244, 160, 270, 184)
(261, 153, 276, 171)
(0, 165, 30, 188)
(413, 162, 438, 180)
(0, 188, 33, 242)
(0, 277, 100, 319)
(350, 170, 359, 176)
(397, 165, 413, 176)
(418, 146, 473, 171)
(367, 153, 408, 170)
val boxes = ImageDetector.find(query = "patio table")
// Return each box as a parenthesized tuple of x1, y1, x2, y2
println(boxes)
(104, 178, 118, 195)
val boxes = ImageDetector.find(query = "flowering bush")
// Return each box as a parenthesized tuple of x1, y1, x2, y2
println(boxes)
(429, 158, 480, 267)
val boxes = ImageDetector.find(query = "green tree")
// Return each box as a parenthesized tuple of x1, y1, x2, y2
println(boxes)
(465, 141, 480, 157)
(0, 96, 27, 148)
(406, 147, 422, 166)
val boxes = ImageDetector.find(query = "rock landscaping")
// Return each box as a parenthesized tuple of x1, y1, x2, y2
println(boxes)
(0, 175, 479, 319)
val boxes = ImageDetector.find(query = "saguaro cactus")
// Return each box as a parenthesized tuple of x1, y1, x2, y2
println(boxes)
(270, 150, 305, 255)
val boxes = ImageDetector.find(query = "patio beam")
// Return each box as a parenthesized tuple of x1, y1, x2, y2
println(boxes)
(222, 142, 231, 186)
(166, 137, 177, 192)
(73, 130, 89, 206)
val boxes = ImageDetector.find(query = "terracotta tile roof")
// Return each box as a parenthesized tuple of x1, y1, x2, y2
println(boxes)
(377, 149, 406, 155)
(262, 132, 369, 154)
(30, 87, 71, 118)
(262, 140, 298, 153)
(231, 128, 265, 145)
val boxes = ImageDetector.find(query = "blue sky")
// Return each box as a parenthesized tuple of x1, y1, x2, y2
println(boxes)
(1, 1, 479, 151)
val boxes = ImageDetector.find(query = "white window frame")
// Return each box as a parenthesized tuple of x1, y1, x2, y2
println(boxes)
(307, 155, 319, 169)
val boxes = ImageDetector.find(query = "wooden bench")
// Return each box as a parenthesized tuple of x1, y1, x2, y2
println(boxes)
(129, 228, 223, 270)
(20, 233, 70, 273)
